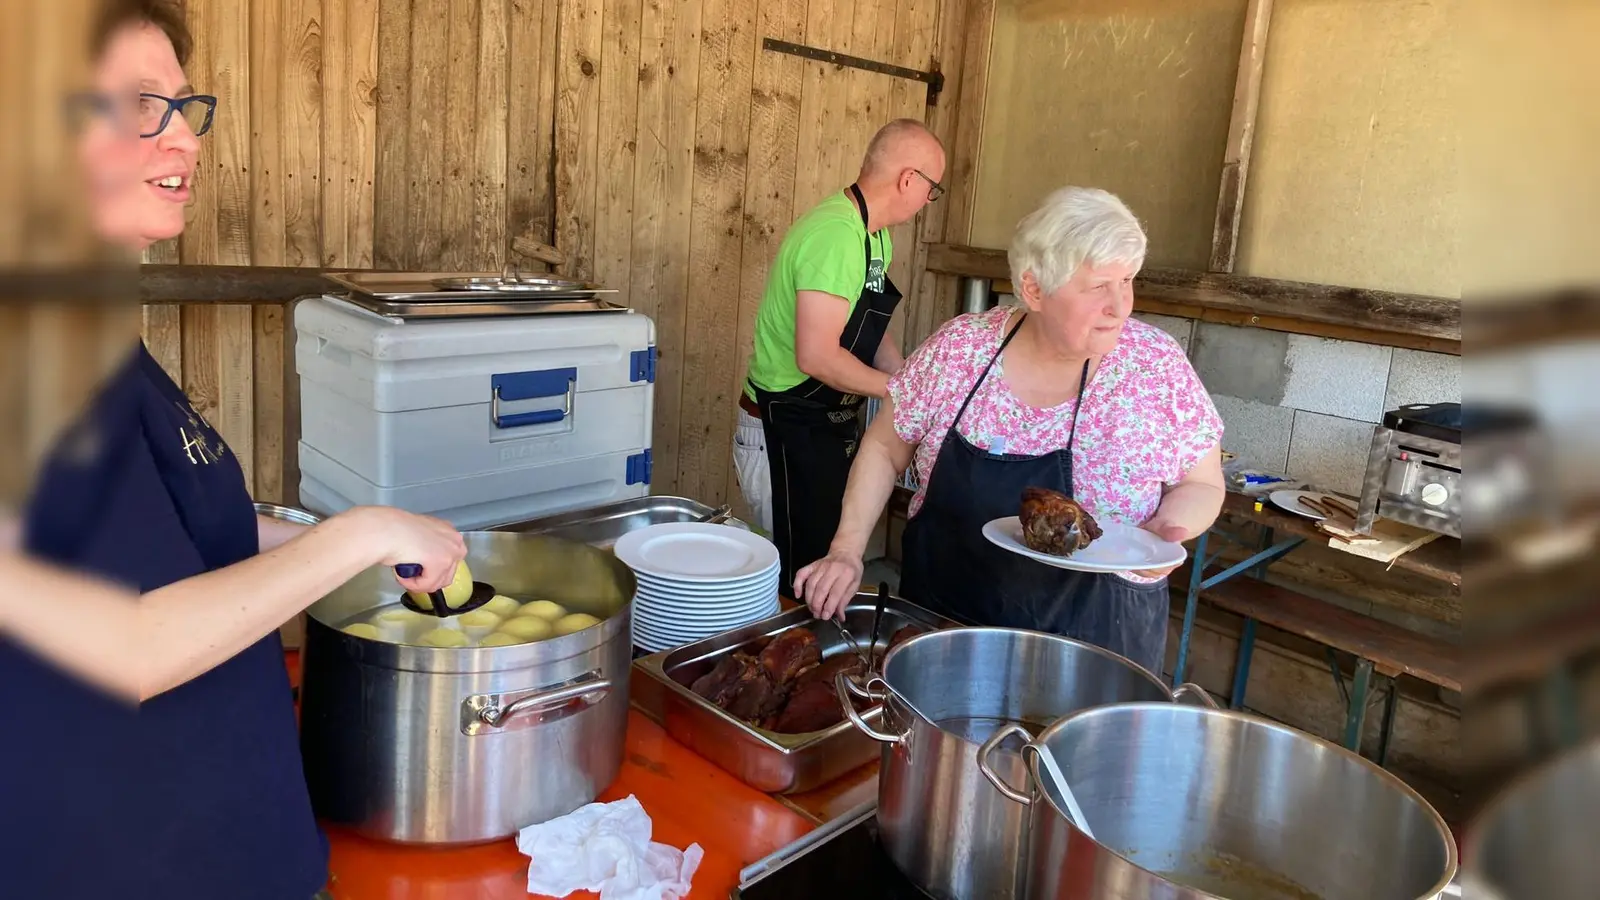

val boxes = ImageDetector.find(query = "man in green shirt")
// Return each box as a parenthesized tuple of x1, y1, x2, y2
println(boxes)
(733, 118, 946, 597)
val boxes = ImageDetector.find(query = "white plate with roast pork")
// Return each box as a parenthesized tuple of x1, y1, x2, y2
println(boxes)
(982, 487, 1187, 573)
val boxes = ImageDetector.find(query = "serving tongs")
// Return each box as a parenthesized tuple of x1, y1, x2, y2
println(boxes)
(392, 563, 498, 618)
(830, 582, 890, 672)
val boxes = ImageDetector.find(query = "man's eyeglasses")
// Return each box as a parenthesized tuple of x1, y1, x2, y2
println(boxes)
(66, 91, 218, 139)
(913, 169, 945, 202)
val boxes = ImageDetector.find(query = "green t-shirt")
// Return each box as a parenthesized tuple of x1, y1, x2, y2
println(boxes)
(745, 191, 893, 398)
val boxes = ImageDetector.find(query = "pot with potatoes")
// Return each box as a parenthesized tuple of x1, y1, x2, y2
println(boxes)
(298, 529, 635, 845)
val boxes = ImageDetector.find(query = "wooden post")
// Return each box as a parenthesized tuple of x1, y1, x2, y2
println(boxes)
(1209, 0, 1274, 274)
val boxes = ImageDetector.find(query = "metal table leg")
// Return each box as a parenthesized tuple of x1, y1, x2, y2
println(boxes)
(1230, 619, 1257, 709)
(1173, 530, 1209, 686)
(1172, 528, 1303, 688)
(1376, 676, 1399, 767)
(1343, 658, 1375, 752)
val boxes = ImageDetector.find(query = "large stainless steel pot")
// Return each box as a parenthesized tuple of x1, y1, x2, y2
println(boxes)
(835, 627, 1217, 900)
(298, 530, 636, 845)
(1459, 737, 1599, 900)
(980, 702, 1456, 900)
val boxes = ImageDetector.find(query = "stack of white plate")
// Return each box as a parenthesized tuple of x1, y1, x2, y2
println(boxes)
(613, 522, 782, 652)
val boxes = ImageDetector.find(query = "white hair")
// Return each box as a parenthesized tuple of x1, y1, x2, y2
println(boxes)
(1007, 187, 1148, 295)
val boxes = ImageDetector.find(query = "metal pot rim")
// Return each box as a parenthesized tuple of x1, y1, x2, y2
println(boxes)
(875, 626, 1180, 734)
(1026, 701, 1460, 900)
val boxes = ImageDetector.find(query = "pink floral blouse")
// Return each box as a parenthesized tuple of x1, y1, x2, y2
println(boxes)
(887, 307, 1223, 583)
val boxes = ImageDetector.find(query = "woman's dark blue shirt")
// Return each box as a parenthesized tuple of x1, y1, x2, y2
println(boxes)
(0, 341, 328, 899)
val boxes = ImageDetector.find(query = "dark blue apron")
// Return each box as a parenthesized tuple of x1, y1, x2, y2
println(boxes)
(898, 314, 1170, 676)
(1, 341, 328, 899)
(753, 183, 903, 597)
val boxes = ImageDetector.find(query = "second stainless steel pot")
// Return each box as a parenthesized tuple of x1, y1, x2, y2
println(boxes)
(298, 530, 636, 845)
(982, 702, 1457, 900)
(836, 627, 1216, 900)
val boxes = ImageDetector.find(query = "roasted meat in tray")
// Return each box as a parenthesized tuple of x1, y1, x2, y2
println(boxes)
(687, 622, 933, 734)
(1019, 486, 1102, 556)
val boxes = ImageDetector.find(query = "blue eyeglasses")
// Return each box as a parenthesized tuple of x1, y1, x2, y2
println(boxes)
(66, 91, 217, 139)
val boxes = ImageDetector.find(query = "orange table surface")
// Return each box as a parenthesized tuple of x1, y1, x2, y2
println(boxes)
(285, 652, 818, 900)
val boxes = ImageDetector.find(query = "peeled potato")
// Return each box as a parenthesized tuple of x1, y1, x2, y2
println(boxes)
(417, 627, 471, 648)
(482, 594, 521, 618)
(458, 609, 503, 641)
(406, 561, 475, 611)
(553, 613, 603, 636)
(341, 623, 381, 639)
(498, 616, 554, 641)
(477, 632, 524, 647)
(515, 600, 567, 621)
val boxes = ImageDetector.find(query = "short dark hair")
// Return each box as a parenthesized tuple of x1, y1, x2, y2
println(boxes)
(93, 0, 192, 68)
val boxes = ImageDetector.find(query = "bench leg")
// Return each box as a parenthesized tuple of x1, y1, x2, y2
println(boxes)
(1173, 530, 1210, 686)
(1343, 658, 1375, 753)
(1231, 618, 1257, 709)
(1376, 676, 1398, 768)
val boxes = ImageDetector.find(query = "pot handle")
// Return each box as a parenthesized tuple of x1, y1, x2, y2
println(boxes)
(835, 671, 901, 744)
(1172, 682, 1220, 708)
(476, 673, 611, 729)
(976, 723, 1034, 806)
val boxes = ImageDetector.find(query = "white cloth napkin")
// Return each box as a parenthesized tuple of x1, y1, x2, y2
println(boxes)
(516, 794, 704, 900)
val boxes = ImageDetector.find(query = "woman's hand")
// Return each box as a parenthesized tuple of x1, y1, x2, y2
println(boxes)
(1138, 517, 1192, 580)
(344, 506, 468, 594)
(793, 549, 864, 621)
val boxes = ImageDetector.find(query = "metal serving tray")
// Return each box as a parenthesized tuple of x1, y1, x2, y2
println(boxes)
(630, 595, 958, 794)
(490, 496, 749, 549)
(322, 271, 627, 319)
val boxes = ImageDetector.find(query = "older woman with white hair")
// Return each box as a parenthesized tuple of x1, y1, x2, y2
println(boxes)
(793, 186, 1225, 674)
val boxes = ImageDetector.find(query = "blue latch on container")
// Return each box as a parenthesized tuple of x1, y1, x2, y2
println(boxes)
(630, 347, 657, 384)
(626, 449, 653, 486)
(490, 366, 577, 429)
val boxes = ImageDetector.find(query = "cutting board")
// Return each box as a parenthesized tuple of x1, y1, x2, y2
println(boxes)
(1312, 501, 1442, 565)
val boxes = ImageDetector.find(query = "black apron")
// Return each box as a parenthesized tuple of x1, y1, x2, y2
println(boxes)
(898, 314, 1171, 677)
(754, 183, 903, 596)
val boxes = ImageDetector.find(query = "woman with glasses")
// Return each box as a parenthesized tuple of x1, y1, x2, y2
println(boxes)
(734, 118, 946, 599)
(794, 187, 1226, 678)
(0, 3, 467, 898)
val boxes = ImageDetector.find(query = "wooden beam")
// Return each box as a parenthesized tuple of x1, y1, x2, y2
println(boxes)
(923, 243, 1462, 354)
(1209, 0, 1274, 273)
(510, 233, 567, 267)
(141, 264, 334, 304)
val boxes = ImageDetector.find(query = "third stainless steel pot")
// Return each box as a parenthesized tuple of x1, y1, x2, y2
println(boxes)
(1460, 737, 1600, 900)
(835, 627, 1216, 900)
(982, 702, 1457, 900)
(298, 530, 635, 845)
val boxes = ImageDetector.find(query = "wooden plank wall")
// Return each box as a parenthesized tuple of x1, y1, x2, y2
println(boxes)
(143, 0, 973, 511)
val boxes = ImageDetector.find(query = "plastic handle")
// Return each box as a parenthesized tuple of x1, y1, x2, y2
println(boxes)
(394, 564, 422, 578)
(493, 407, 566, 428)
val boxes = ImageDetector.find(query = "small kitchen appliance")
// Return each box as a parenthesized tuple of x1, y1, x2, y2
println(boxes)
(1356, 402, 1547, 540)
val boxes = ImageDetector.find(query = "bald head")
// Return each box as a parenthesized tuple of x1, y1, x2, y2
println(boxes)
(860, 119, 945, 183)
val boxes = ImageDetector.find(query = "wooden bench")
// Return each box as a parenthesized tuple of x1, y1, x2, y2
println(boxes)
(1172, 561, 1459, 765)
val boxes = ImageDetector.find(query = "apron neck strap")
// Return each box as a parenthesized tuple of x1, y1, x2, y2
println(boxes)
(848, 183, 870, 228)
(951, 312, 1094, 457)
(952, 311, 1028, 428)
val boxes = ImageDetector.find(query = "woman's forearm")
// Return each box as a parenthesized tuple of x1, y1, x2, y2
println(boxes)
(1152, 481, 1225, 540)
(0, 508, 391, 702)
(257, 514, 310, 553)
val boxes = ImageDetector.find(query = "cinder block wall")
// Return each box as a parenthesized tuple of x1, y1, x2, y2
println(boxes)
(1134, 314, 1461, 496)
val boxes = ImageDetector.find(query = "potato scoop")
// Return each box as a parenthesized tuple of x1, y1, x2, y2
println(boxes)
(393, 562, 498, 618)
